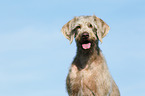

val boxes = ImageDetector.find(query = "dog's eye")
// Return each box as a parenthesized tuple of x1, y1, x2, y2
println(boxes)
(75, 25, 81, 30)
(88, 23, 93, 28)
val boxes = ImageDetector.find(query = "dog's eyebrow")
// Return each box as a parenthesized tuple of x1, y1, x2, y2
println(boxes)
(75, 25, 81, 29)
(72, 24, 81, 30)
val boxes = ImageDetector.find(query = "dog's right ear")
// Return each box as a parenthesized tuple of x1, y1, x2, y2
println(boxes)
(61, 17, 77, 44)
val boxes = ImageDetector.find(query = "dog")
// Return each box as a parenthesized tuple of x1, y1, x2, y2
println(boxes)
(61, 15, 120, 96)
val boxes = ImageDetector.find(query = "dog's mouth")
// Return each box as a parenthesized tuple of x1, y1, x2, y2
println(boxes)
(81, 40, 91, 50)
(82, 43, 91, 49)
(78, 32, 93, 50)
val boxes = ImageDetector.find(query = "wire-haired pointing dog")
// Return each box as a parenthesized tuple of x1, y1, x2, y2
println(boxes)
(61, 15, 120, 96)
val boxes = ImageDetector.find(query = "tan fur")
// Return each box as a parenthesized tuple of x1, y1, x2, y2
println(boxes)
(61, 15, 120, 96)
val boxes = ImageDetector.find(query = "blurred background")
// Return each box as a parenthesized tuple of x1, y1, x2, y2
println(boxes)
(0, 0, 145, 96)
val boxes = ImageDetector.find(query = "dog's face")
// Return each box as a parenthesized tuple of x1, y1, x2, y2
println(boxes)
(61, 15, 110, 50)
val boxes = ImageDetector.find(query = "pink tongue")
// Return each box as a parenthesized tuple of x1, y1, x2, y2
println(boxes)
(82, 43, 91, 49)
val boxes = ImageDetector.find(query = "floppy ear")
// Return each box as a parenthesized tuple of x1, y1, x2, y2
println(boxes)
(61, 17, 76, 44)
(93, 15, 110, 43)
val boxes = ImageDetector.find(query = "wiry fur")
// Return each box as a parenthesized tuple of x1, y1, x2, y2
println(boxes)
(61, 15, 120, 96)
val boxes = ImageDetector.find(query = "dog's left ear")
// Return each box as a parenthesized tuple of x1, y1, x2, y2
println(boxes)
(61, 17, 77, 44)
(93, 15, 110, 43)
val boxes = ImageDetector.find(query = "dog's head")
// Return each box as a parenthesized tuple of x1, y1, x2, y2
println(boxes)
(61, 15, 110, 50)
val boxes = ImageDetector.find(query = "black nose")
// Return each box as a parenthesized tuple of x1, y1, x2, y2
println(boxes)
(82, 32, 89, 39)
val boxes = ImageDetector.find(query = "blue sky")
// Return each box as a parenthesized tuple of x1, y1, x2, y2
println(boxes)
(0, 0, 145, 96)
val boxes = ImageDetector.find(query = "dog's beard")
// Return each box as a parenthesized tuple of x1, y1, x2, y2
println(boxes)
(77, 39, 94, 50)
(79, 38, 93, 50)
(76, 38, 100, 55)
(81, 39, 91, 50)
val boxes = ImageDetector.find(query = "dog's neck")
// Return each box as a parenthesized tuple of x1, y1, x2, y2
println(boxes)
(74, 40, 101, 70)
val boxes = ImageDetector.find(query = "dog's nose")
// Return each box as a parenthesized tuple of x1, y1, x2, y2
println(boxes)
(82, 32, 89, 39)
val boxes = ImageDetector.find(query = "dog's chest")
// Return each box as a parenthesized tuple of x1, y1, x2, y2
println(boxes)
(69, 64, 97, 95)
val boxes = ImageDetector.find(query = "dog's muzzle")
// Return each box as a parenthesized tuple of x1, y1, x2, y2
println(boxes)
(81, 32, 91, 50)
